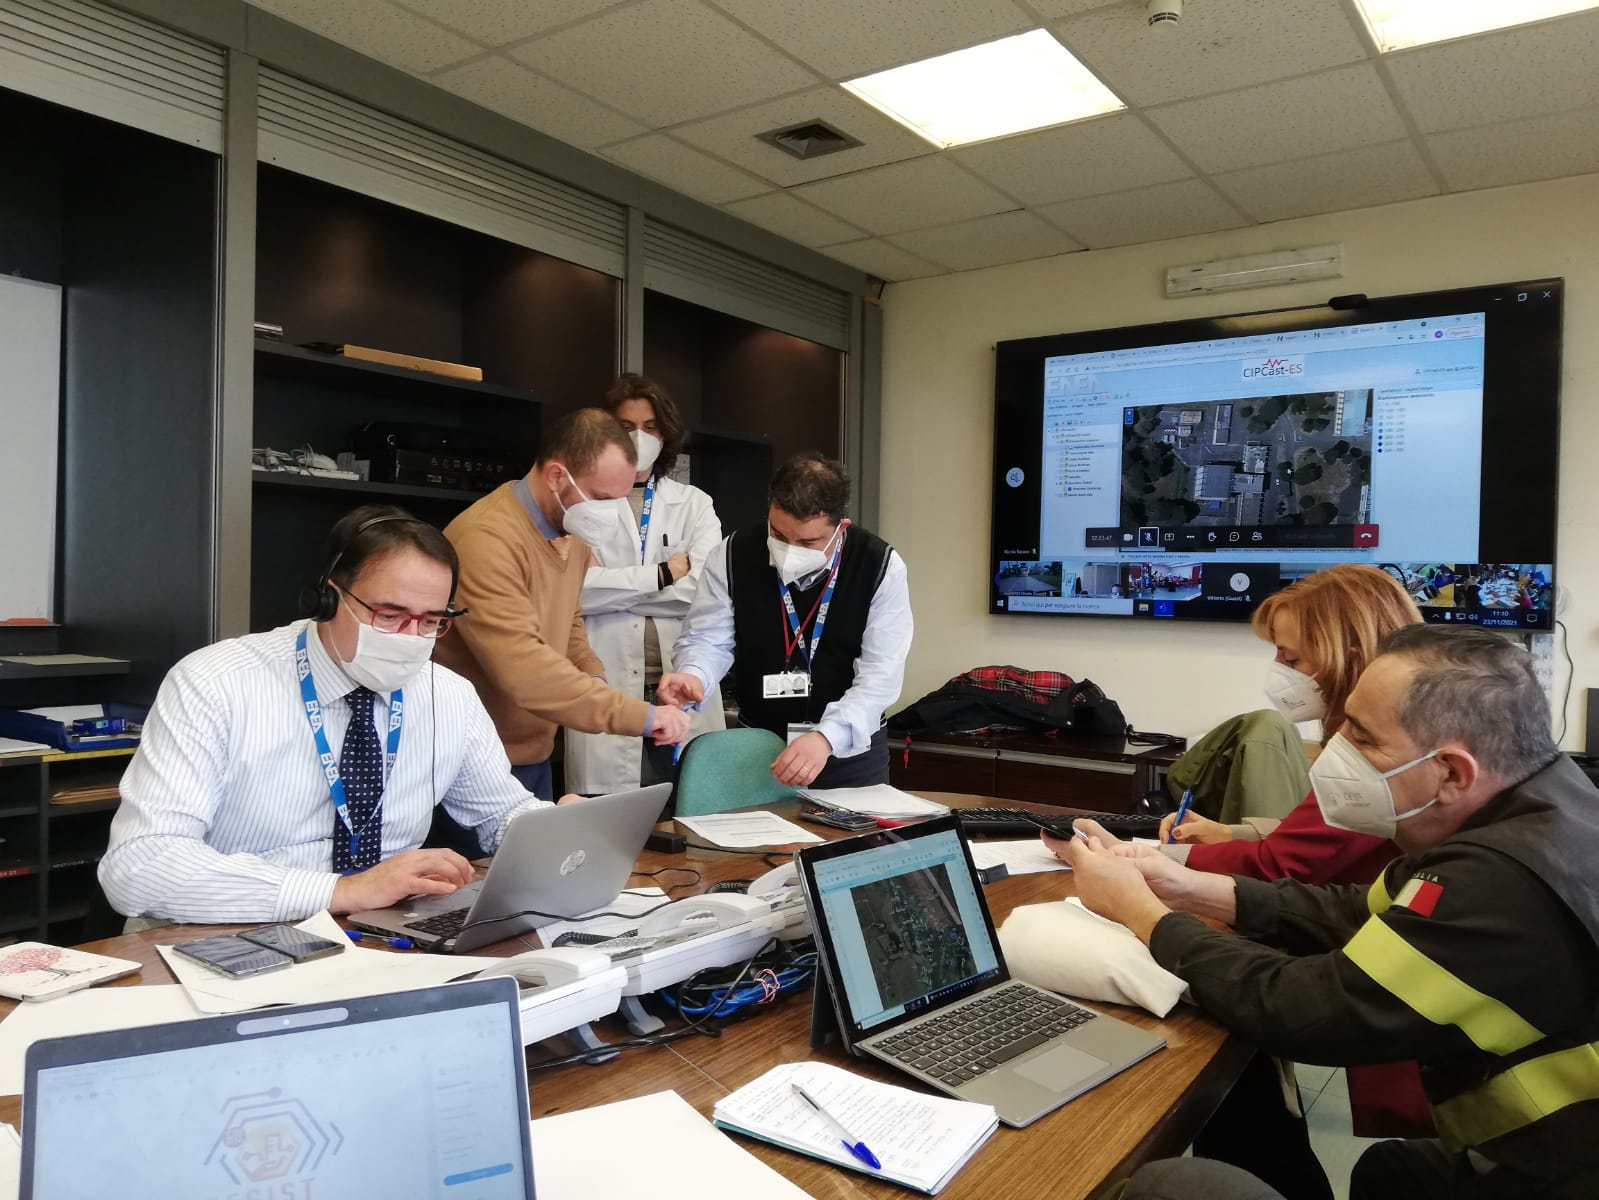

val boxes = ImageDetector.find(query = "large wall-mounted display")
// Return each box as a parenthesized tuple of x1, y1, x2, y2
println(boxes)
(991, 279, 1561, 628)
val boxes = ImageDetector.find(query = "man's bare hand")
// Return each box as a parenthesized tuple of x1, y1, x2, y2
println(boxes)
(648, 704, 693, 746)
(330, 848, 475, 915)
(664, 552, 691, 583)
(654, 673, 705, 708)
(772, 731, 833, 787)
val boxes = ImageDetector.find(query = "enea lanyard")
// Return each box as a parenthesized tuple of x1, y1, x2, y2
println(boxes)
(637, 474, 657, 562)
(295, 626, 402, 865)
(779, 537, 843, 669)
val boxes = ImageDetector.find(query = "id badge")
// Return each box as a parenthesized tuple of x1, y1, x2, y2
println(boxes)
(787, 722, 818, 745)
(762, 670, 812, 699)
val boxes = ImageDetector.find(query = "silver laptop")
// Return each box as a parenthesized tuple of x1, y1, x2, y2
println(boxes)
(22, 977, 534, 1198)
(351, 782, 671, 953)
(796, 813, 1166, 1128)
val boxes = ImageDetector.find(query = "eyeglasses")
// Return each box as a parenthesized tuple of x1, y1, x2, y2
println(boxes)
(343, 589, 460, 639)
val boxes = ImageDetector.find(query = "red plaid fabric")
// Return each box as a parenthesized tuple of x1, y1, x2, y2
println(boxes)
(951, 666, 1073, 706)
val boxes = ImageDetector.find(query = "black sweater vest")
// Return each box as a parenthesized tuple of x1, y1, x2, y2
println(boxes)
(727, 524, 892, 739)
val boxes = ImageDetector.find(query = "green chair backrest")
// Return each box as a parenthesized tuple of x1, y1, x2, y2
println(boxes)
(673, 728, 798, 817)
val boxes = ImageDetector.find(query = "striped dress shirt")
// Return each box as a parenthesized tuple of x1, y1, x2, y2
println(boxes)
(100, 621, 546, 924)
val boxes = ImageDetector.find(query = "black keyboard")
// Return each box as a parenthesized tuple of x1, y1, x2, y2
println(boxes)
(956, 807, 1165, 840)
(873, 983, 1097, 1087)
(403, 908, 469, 939)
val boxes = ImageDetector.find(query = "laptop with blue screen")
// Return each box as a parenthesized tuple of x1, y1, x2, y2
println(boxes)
(796, 814, 1165, 1128)
(20, 978, 534, 1198)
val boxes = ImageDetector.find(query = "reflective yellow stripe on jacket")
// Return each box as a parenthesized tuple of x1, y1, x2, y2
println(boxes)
(1367, 872, 1394, 916)
(1344, 918, 1544, 1056)
(1433, 1041, 1599, 1150)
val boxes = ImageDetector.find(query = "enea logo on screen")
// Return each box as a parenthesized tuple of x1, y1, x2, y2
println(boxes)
(1241, 355, 1305, 381)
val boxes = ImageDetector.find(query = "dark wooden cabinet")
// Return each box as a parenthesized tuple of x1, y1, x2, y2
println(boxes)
(891, 731, 1185, 812)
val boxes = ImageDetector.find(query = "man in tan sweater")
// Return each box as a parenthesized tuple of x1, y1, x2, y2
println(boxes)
(435, 409, 691, 799)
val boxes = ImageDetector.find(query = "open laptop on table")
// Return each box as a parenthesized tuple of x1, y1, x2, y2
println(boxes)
(350, 782, 671, 953)
(795, 813, 1166, 1128)
(21, 977, 533, 1198)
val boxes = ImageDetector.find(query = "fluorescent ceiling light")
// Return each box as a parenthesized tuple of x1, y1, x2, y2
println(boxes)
(841, 30, 1123, 149)
(1354, 0, 1599, 52)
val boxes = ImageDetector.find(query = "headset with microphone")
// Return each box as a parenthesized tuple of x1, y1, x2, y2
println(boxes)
(298, 512, 462, 622)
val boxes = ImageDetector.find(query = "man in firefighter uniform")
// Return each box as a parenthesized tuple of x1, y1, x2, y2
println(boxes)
(1059, 623, 1599, 1198)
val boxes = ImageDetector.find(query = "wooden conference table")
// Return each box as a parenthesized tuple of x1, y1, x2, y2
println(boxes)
(0, 794, 1250, 1199)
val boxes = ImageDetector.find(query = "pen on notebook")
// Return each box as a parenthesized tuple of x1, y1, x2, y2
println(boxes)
(791, 1083, 881, 1171)
(345, 930, 413, 950)
(1167, 789, 1195, 844)
(671, 701, 701, 765)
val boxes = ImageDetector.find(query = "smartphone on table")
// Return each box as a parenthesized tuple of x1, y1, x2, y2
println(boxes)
(237, 924, 347, 962)
(799, 807, 879, 832)
(170, 934, 293, 978)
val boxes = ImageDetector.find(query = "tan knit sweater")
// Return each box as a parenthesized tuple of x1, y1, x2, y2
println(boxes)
(435, 483, 650, 765)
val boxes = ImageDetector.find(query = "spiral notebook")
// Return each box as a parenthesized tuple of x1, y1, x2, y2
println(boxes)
(712, 1061, 998, 1195)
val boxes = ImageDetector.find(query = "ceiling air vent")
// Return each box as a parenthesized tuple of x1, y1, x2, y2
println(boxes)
(757, 119, 862, 160)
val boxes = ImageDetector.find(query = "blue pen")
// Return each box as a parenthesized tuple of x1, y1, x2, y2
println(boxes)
(346, 930, 414, 950)
(792, 1083, 881, 1171)
(671, 701, 702, 766)
(1167, 788, 1195, 844)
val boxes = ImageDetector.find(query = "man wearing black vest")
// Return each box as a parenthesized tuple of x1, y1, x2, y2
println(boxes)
(658, 453, 912, 788)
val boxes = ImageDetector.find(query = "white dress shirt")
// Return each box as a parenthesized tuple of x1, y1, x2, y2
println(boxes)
(671, 537, 913, 759)
(101, 620, 546, 923)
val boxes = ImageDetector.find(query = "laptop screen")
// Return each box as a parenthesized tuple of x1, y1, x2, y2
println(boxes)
(805, 821, 1004, 1036)
(24, 983, 532, 1198)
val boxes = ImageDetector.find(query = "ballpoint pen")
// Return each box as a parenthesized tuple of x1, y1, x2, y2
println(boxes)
(671, 700, 701, 765)
(791, 1083, 882, 1170)
(345, 930, 414, 950)
(1167, 788, 1195, 844)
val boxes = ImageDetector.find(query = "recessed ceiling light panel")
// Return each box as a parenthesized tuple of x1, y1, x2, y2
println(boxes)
(1354, 0, 1599, 52)
(841, 29, 1124, 150)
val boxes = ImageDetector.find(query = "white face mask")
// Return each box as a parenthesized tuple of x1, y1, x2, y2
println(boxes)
(630, 430, 662, 477)
(553, 467, 619, 542)
(1310, 732, 1439, 840)
(341, 606, 435, 694)
(1264, 660, 1326, 722)
(768, 526, 840, 587)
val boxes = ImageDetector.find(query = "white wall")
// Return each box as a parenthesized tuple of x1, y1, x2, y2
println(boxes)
(879, 173, 1599, 746)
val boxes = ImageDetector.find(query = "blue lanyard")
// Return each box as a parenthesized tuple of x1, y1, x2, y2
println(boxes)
(295, 627, 402, 866)
(638, 474, 657, 562)
(778, 535, 843, 669)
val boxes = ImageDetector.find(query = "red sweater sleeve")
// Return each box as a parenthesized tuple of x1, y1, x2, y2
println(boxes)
(1181, 793, 1397, 886)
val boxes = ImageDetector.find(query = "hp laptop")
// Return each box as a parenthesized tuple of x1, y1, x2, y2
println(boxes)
(350, 782, 671, 953)
(796, 814, 1166, 1128)
(21, 977, 534, 1199)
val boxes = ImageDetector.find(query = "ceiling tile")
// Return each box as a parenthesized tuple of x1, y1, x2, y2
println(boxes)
(890, 210, 1082, 272)
(723, 191, 868, 246)
(1213, 140, 1439, 223)
(793, 156, 1017, 236)
(822, 238, 947, 281)
(672, 86, 934, 187)
(247, 0, 482, 74)
(432, 57, 646, 148)
(707, 0, 1032, 79)
(1386, 10, 1599, 134)
(1038, 178, 1246, 248)
(1428, 108, 1599, 191)
(395, 0, 628, 46)
(1052, 0, 1369, 107)
(510, 0, 819, 126)
(954, 112, 1191, 205)
(1146, 64, 1408, 174)
(603, 134, 770, 203)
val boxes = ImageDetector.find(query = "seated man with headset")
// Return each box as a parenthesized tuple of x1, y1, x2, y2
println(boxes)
(100, 505, 551, 925)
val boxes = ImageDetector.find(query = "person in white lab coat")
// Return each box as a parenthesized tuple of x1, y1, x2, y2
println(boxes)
(564, 375, 726, 793)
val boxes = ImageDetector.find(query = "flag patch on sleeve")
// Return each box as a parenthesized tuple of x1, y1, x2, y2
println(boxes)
(1394, 877, 1443, 917)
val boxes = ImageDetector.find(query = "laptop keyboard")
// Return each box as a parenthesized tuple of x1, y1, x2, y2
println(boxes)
(873, 983, 1097, 1087)
(404, 908, 469, 939)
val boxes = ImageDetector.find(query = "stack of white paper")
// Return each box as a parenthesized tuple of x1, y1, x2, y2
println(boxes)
(968, 838, 1070, 876)
(675, 810, 821, 848)
(799, 784, 948, 819)
(713, 1061, 997, 1195)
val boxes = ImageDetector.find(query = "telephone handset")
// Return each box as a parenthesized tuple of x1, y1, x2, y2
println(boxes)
(473, 946, 612, 989)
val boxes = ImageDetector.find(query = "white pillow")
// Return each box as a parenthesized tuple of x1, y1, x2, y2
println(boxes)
(999, 898, 1190, 1017)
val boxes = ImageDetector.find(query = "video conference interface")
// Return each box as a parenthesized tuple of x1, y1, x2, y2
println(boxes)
(993, 308, 1553, 629)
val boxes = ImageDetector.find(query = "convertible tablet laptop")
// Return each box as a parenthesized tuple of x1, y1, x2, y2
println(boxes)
(21, 978, 533, 1198)
(796, 814, 1166, 1128)
(350, 782, 671, 952)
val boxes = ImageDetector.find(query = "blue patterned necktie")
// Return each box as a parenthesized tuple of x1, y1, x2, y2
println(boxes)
(332, 687, 383, 872)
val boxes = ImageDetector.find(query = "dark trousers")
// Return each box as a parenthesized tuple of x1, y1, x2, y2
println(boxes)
(810, 727, 890, 789)
(1351, 1139, 1599, 1200)
(1192, 1053, 1333, 1200)
(510, 759, 554, 803)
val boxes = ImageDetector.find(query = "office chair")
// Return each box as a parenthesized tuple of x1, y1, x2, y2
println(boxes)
(672, 728, 797, 817)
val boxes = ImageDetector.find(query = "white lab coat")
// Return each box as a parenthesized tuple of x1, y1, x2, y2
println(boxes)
(566, 475, 727, 793)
